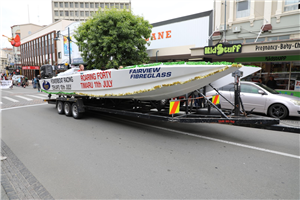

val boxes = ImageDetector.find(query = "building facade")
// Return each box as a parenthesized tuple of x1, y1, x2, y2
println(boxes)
(20, 20, 74, 79)
(0, 48, 14, 74)
(191, 0, 300, 95)
(52, 0, 131, 22)
(147, 11, 213, 63)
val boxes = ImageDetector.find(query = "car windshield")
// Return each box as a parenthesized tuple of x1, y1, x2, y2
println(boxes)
(255, 83, 279, 94)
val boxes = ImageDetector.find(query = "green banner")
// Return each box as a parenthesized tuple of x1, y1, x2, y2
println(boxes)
(235, 55, 300, 63)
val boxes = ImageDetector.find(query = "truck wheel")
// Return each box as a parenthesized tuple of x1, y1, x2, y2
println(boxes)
(64, 102, 72, 116)
(72, 103, 83, 119)
(57, 101, 64, 114)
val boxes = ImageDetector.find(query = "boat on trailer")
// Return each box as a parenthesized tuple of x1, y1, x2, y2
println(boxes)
(40, 62, 260, 101)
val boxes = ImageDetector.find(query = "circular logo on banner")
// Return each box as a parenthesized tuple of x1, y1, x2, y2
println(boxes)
(42, 81, 51, 90)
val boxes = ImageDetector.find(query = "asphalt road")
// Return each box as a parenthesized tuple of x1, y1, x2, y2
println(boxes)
(1, 87, 300, 199)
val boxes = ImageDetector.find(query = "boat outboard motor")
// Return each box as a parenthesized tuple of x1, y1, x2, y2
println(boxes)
(40, 64, 54, 79)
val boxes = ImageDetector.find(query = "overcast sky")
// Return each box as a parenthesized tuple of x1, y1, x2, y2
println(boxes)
(0, 0, 213, 48)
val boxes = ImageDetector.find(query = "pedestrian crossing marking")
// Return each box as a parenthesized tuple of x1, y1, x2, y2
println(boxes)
(15, 95, 33, 101)
(3, 97, 19, 102)
(27, 95, 46, 99)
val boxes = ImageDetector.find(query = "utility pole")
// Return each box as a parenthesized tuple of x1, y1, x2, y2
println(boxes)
(223, 0, 227, 43)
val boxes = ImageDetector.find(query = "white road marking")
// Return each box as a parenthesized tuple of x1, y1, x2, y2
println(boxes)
(0, 103, 47, 111)
(15, 95, 33, 101)
(2, 97, 19, 102)
(114, 117, 300, 159)
(27, 95, 46, 99)
(1, 90, 13, 93)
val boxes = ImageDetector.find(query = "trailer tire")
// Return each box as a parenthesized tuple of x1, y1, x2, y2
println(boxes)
(72, 103, 82, 119)
(57, 101, 64, 114)
(64, 102, 72, 116)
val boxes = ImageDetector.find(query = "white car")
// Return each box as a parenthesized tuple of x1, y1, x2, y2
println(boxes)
(206, 81, 300, 119)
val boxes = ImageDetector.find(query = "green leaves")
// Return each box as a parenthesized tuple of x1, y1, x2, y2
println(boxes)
(74, 8, 152, 69)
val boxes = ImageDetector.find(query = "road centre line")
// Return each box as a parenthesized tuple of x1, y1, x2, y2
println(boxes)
(15, 95, 33, 101)
(111, 116, 300, 159)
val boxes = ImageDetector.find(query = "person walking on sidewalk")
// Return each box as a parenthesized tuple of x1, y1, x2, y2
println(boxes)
(37, 75, 41, 92)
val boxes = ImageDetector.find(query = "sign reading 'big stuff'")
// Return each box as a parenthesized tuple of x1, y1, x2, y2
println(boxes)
(204, 43, 242, 56)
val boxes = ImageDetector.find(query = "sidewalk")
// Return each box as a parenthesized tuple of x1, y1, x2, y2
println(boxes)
(1, 140, 54, 199)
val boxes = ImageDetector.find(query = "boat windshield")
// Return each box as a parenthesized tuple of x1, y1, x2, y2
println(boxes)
(255, 83, 279, 94)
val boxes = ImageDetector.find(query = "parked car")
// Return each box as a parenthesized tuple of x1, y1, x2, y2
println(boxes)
(206, 81, 300, 119)
(12, 75, 24, 85)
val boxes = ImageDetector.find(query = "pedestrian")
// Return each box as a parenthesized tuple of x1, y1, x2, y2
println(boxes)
(266, 76, 277, 89)
(33, 76, 37, 89)
(25, 76, 28, 86)
(37, 75, 41, 92)
(258, 78, 265, 85)
(22, 78, 26, 88)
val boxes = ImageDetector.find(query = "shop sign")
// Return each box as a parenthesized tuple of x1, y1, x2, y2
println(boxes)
(255, 42, 300, 52)
(22, 66, 40, 70)
(204, 43, 242, 56)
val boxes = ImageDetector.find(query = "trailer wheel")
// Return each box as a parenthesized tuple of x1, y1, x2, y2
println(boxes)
(64, 102, 72, 116)
(57, 101, 64, 114)
(72, 103, 82, 119)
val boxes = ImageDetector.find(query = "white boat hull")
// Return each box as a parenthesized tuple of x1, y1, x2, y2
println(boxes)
(40, 64, 257, 100)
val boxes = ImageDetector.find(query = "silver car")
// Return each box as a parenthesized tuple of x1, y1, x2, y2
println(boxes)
(206, 81, 300, 119)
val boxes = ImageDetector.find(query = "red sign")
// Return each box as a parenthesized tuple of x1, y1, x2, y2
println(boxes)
(22, 66, 40, 70)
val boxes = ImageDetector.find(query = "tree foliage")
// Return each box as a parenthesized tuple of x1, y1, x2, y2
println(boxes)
(74, 9, 152, 69)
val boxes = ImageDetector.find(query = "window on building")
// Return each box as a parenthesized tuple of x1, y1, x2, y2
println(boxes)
(284, 0, 300, 12)
(90, 11, 94, 16)
(58, 52, 61, 59)
(64, 2, 68, 8)
(279, 35, 290, 40)
(70, 11, 74, 16)
(70, 2, 73, 8)
(125, 4, 129, 9)
(95, 3, 99, 8)
(60, 11, 64, 16)
(54, 2, 58, 7)
(236, 0, 250, 18)
(85, 3, 89, 8)
(232, 39, 244, 44)
(268, 37, 278, 41)
(85, 11, 89, 16)
(80, 3, 84, 8)
(100, 3, 104, 8)
(59, 2, 63, 8)
(75, 2, 78, 8)
(115, 3, 119, 9)
(55, 19, 59, 22)
(245, 38, 255, 43)
(105, 3, 109, 8)
(90, 3, 94, 8)
(110, 3, 114, 8)
(75, 19, 79, 21)
(75, 11, 79, 16)
(120, 3, 124, 9)
(55, 11, 59, 16)
(80, 11, 84, 16)
(255, 37, 266, 42)
(65, 11, 69, 16)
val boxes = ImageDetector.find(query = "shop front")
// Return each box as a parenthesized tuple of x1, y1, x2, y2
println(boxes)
(22, 66, 40, 79)
(191, 40, 300, 97)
